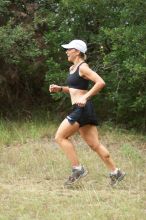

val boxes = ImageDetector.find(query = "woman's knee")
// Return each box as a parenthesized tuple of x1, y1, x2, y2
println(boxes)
(55, 132, 68, 145)
(55, 133, 62, 144)
(102, 152, 110, 159)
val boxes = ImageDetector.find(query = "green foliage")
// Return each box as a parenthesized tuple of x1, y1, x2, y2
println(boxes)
(0, 0, 146, 130)
(97, 0, 146, 129)
(0, 23, 41, 64)
(0, 1, 10, 13)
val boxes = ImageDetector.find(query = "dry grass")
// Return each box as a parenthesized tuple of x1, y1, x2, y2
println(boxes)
(0, 120, 146, 220)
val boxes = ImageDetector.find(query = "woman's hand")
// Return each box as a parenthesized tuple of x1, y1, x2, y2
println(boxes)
(49, 84, 61, 93)
(75, 96, 87, 107)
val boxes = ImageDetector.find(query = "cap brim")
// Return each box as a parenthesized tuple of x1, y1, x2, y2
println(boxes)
(61, 44, 73, 49)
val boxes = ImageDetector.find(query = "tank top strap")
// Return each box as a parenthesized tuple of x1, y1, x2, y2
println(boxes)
(76, 62, 85, 71)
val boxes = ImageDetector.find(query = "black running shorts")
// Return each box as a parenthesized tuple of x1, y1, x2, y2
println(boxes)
(66, 100, 98, 127)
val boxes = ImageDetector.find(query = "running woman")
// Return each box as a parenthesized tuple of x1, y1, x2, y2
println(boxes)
(49, 39, 125, 186)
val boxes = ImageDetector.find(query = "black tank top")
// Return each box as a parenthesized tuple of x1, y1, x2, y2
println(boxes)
(66, 62, 89, 90)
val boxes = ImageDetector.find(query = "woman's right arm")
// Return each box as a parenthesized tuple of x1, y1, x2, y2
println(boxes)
(49, 84, 69, 93)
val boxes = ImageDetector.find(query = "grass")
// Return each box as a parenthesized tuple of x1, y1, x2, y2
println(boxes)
(0, 119, 146, 220)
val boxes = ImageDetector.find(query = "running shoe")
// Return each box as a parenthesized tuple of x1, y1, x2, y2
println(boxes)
(109, 169, 126, 186)
(64, 166, 88, 186)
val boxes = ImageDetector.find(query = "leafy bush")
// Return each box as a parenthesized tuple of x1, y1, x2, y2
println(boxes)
(0, 0, 146, 130)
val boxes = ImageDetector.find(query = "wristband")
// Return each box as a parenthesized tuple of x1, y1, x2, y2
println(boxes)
(60, 86, 63, 92)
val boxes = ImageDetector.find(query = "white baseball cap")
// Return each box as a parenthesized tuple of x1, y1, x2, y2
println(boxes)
(61, 39, 87, 53)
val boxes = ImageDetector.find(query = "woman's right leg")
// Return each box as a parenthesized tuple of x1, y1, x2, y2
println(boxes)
(79, 125, 125, 185)
(79, 125, 116, 171)
(55, 118, 80, 167)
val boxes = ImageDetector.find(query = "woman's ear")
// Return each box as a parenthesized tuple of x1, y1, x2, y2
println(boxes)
(75, 49, 81, 56)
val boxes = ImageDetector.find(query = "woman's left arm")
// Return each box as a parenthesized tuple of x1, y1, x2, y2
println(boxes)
(80, 64, 106, 100)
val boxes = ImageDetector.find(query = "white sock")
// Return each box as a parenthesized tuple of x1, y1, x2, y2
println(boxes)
(110, 168, 119, 175)
(73, 165, 82, 170)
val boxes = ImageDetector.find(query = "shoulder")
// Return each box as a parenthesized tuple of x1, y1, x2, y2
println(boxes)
(79, 62, 89, 72)
(79, 63, 92, 76)
(80, 62, 89, 69)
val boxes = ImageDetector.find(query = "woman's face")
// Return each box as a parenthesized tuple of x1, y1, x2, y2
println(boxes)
(66, 48, 80, 62)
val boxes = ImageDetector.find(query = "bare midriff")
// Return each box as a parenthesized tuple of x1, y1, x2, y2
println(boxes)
(69, 88, 88, 105)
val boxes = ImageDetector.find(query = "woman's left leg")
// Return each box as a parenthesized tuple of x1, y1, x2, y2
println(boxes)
(55, 119, 88, 185)
(79, 125, 116, 171)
